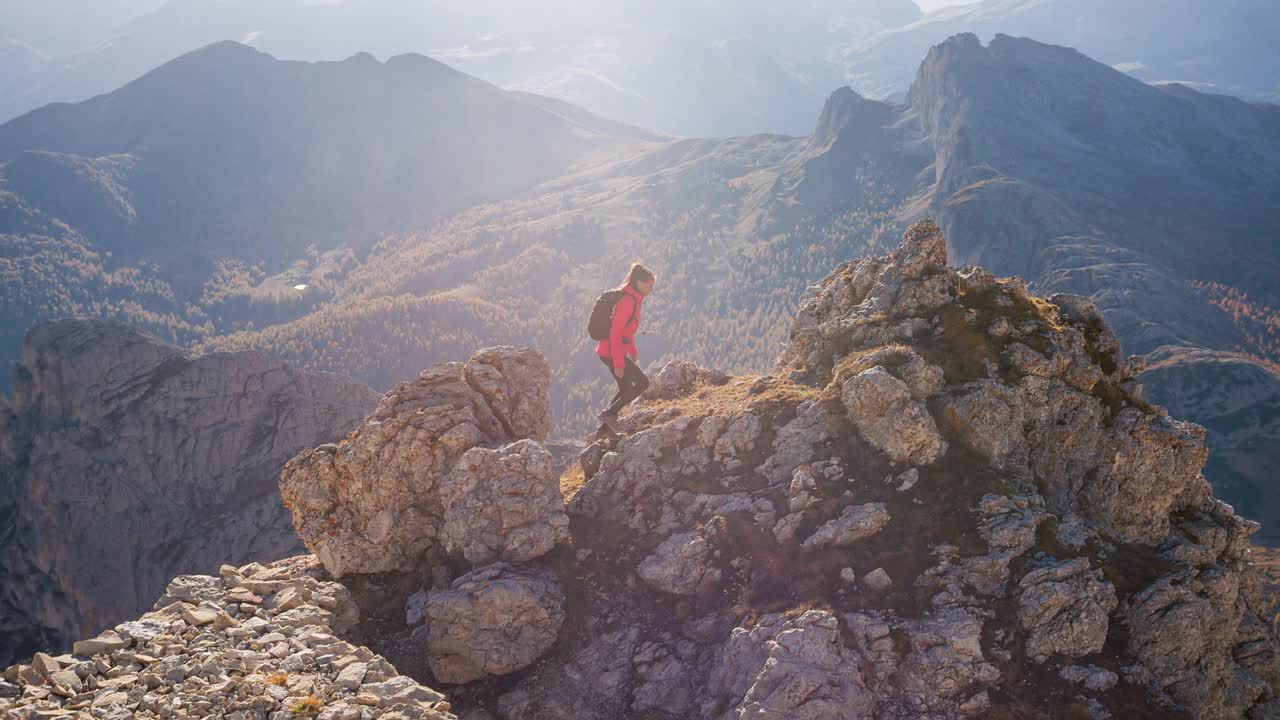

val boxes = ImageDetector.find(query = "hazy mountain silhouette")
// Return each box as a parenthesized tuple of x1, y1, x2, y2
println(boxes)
(0, 41, 607, 262)
(0, 0, 921, 134)
(6, 0, 1275, 136)
(844, 0, 1280, 103)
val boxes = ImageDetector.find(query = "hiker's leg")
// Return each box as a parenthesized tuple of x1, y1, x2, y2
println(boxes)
(607, 357, 648, 414)
(631, 359, 650, 398)
(600, 355, 625, 412)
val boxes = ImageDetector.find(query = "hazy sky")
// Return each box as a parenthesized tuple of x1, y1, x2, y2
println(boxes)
(916, 0, 973, 11)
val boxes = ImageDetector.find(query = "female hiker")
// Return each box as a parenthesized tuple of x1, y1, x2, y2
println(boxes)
(594, 263, 656, 433)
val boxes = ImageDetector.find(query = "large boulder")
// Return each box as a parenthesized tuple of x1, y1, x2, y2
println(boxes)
(425, 563, 565, 684)
(280, 347, 551, 577)
(646, 360, 730, 401)
(439, 439, 570, 567)
(840, 366, 947, 465)
(463, 346, 554, 441)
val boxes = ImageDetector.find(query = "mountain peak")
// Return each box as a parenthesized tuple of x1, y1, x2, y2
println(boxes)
(346, 50, 379, 65)
(384, 50, 468, 80)
(814, 86, 877, 144)
(169, 39, 266, 66)
(810, 85, 900, 156)
(910, 31, 1130, 103)
(903, 31, 1171, 186)
(0, 40, 606, 269)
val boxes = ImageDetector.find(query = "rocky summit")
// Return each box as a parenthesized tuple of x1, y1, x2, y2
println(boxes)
(4, 219, 1278, 720)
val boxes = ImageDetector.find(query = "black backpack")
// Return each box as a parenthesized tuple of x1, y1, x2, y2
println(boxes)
(587, 289, 636, 341)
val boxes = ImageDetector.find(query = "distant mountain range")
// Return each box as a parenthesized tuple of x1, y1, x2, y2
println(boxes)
(2, 33, 1279, 539)
(0, 0, 921, 135)
(3, 0, 1277, 136)
(845, 0, 1280, 103)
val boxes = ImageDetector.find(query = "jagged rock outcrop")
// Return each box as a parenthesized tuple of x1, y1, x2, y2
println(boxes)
(637, 529, 723, 596)
(1016, 557, 1118, 662)
(0, 320, 378, 667)
(6, 219, 1279, 720)
(548, 219, 1279, 719)
(1122, 565, 1260, 715)
(706, 610, 874, 719)
(892, 608, 1001, 716)
(780, 218, 952, 378)
(279, 346, 552, 578)
(0, 555, 456, 720)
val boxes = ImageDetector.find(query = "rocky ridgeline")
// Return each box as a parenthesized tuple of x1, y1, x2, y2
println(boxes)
(5, 220, 1279, 719)
(0, 556, 455, 720)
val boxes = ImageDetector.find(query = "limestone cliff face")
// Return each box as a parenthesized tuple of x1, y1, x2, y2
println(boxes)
(4, 222, 1279, 720)
(0, 320, 378, 666)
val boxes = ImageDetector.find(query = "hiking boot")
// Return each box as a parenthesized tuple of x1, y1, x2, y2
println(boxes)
(598, 410, 623, 434)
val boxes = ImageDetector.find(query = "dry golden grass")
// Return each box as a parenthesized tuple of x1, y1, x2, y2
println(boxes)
(559, 463, 586, 501)
(267, 672, 288, 687)
(559, 374, 820, 499)
(831, 344, 916, 384)
(1026, 295, 1067, 331)
(290, 695, 323, 716)
(631, 374, 824, 432)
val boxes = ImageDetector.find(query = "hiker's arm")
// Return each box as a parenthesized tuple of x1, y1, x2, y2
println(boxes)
(609, 295, 633, 373)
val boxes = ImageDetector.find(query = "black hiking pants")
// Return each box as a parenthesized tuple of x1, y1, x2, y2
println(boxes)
(600, 355, 649, 416)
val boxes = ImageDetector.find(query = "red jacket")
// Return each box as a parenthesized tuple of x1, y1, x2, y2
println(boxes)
(596, 286, 644, 372)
